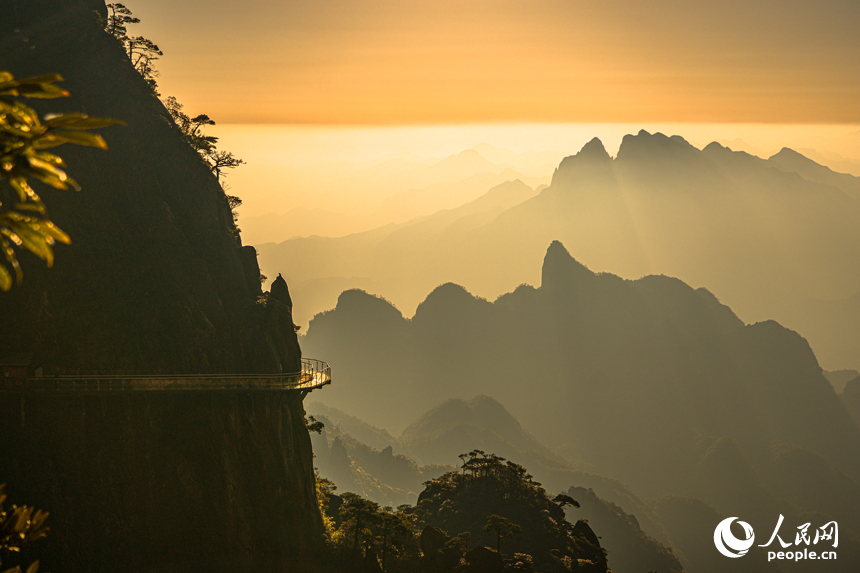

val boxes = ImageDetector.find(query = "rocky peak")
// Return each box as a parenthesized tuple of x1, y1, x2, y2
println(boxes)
(540, 240, 594, 292)
(270, 273, 293, 308)
(616, 130, 699, 163)
(551, 137, 612, 187)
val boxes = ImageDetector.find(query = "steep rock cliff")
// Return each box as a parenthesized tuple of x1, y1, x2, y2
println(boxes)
(0, 391, 325, 572)
(0, 1, 323, 571)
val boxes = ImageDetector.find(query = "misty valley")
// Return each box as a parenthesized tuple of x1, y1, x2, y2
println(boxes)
(2, 1, 860, 573)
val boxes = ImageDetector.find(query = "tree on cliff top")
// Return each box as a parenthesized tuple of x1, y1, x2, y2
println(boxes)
(0, 72, 121, 291)
(104, 4, 245, 186)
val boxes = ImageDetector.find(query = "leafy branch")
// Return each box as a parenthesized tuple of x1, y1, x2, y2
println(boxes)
(0, 72, 123, 291)
(0, 484, 49, 573)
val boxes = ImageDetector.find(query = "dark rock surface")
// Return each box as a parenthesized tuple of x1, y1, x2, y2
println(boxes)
(0, 2, 323, 571)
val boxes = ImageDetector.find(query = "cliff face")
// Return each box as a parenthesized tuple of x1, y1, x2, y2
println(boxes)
(0, 0, 302, 374)
(0, 391, 325, 572)
(0, 1, 323, 570)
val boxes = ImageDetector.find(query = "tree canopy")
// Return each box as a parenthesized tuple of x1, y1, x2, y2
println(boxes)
(315, 450, 610, 572)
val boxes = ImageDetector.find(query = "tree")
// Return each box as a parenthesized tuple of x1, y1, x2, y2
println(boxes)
(105, 6, 245, 183)
(104, 3, 139, 41)
(125, 36, 162, 94)
(104, 4, 162, 94)
(483, 514, 521, 554)
(376, 506, 414, 573)
(163, 96, 245, 181)
(0, 71, 122, 291)
(415, 451, 609, 572)
(552, 494, 580, 510)
(208, 150, 246, 182)
(305, 415, 325, 434)
(338, 492, 381, 556)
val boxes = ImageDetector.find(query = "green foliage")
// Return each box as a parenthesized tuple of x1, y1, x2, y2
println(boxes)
(0, 484, 48, 573)
(317, 451, 610, 571)
(315, 472, 339, 538)
(416, 450, 608, 571)
(305, 415, 325, 434)
(317, 487, 418, 572)
(0, 71, 122, 291)
(483, 514, 521, 554)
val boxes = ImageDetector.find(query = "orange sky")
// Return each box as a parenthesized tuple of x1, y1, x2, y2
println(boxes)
(131, 0, 860, 124)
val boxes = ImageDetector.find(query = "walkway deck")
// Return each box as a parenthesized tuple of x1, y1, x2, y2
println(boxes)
(0, 358, 330, 393)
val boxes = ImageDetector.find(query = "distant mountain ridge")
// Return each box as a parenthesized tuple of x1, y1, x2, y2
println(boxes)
(303, 240, 860, 565)
(266, 132, 860, 372)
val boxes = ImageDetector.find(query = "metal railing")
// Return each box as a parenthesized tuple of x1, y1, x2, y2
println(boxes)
(0, 359, 331, 393)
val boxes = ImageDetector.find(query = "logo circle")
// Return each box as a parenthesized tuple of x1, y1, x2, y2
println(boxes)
(714, 517, 755, 558)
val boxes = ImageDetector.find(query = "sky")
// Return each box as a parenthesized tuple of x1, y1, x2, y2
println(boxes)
(130, 0, 860, 125)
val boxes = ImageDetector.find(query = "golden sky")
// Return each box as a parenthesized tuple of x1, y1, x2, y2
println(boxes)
(132, 0, 860, 124)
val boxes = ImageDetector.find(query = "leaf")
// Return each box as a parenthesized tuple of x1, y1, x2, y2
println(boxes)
(27, 157, 72, 190)
(16, 73, 64, 85)
(8, 177, 41, 203)
(32, 135, 71, 150)
(12, 224, 54, 265)
(25, 561, 39, 573)
(0, 99, 39, 126)
(0, 263, 12, 292)
(30, 151, 66, 167)
(42, 221, 70, 245)
(14, 83, 69, 99)
(10, 74, 68, 99)
(45, 113, 125, 130)
(11, 203, 47, 214)
(46, 130, 108, 150)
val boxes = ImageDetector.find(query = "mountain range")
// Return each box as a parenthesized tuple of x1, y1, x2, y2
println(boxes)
(263, 133, 860, 372)
(303, 241, 860, 570)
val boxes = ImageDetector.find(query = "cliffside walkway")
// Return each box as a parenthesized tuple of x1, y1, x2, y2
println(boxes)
(0, 358, 330, 393)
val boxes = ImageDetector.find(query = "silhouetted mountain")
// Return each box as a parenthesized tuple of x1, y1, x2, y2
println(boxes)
(566, 486, 684, 573)
(782, 290, 860, 372)
(824, 369, 860, 393)
(843, 376, 860, 426)
(307, 402, 400, 451)
(268, 133, 860, 376)
(400, 395, 568, 470)
(769, 147, 860, 198)
(653, 497, 778, 573)
(257, 179, 537, 327)
(304, 240, 860, 571)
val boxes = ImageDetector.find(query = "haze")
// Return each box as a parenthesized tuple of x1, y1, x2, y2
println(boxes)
(132, 0, 860, 124)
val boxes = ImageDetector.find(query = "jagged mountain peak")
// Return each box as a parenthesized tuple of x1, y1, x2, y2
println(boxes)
(551, 137, 613, 188)
(541, 240, 594, 291)
(616, 130, 699, 162)
(579, 136, 611, 160)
